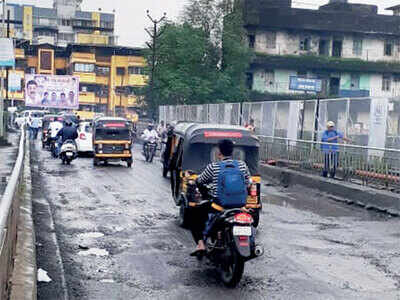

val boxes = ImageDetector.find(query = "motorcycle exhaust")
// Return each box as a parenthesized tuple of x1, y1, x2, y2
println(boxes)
(254, 245, 264, 257)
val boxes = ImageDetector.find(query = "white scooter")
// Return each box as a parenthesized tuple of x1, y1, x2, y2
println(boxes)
(59, 140, 78, 165)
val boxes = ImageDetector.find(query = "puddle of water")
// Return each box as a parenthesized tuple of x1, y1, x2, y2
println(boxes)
(78, 248, 109, 257)
(100, 279, 115, 283)
(77, 232, 105, 239)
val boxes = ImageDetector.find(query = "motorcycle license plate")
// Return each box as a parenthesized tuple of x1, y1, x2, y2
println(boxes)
(233, 226, 252, 236)
(66, 152, 73, 157)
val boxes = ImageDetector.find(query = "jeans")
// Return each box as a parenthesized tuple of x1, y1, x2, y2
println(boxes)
(203, 212, 219, 240)
(29, 127, 39, 140)
(323, 152, 339, 178)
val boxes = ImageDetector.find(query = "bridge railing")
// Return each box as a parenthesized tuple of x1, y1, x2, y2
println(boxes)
(259, 135, 400, 191)
(0, 128, 25, 298)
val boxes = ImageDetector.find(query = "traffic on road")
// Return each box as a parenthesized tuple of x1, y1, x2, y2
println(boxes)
(25, 114, 400, 300)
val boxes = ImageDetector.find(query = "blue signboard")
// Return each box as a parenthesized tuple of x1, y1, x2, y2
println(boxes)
(289, 76, 322, 92)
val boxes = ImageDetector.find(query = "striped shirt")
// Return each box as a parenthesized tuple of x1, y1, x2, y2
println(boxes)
(197, 158, 250, 199)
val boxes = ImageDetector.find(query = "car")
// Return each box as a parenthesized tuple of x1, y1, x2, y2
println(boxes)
(76, 121, 93, 154)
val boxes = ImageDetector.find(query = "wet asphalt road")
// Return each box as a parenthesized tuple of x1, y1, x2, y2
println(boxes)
(30, 141, 400, 300)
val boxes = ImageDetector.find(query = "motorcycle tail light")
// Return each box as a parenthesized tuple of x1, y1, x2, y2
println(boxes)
(234, 213, 253, 224)
(125, 143, 129, 150)
(98, 143, 103, 150)
(80, 133, 86, 140)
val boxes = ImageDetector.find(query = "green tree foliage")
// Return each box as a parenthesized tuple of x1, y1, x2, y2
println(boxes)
(145, 0, 251, 112)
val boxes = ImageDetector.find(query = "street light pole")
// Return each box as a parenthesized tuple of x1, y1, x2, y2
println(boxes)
(145, 10, 166, 119)
(0, 0, 6, 140)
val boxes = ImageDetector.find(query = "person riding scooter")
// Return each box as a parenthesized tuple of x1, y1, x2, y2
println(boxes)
(55, 120, 78, 156)
(141, 123, 159, 154)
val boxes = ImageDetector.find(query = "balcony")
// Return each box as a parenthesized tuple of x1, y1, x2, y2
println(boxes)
(79, 92, 96, 104)
(128, 75, 148, 86)
(70, 52, 96, 64)
(73, 72, 96, 83)
(252, 54, 400, 74)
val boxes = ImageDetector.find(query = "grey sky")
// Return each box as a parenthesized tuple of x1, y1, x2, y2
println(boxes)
(8, 0, 400, 47)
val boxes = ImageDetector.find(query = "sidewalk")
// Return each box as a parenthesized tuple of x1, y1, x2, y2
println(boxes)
(260, 163, 400, 216)
(0, 133, 19, 197)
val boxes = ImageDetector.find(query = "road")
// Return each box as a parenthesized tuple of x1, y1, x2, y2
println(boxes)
(30, 141, 400, 300)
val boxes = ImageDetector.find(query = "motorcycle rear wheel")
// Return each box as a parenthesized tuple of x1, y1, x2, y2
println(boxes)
(220, 249, 245, 288)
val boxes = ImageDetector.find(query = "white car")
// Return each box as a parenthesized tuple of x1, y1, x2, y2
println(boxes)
(76, 122, 93, 154)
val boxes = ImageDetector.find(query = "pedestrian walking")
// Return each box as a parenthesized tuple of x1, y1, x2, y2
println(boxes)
(321, 121, 351, 178)
(29, 117, 40, 140)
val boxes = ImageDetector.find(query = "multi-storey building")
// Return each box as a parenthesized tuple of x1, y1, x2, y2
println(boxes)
(8, 42, 147, 115)
(4, 0, 116, 46)
(242, 0, 400, 98)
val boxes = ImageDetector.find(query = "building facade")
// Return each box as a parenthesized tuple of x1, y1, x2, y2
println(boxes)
(243, 0, 400, 98)
(7, 42, 147, 115)
(3, 0, 116, 46)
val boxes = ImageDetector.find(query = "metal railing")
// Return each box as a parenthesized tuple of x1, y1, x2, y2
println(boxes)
(0, 128, 25, 299)
(259, 136, 400, 190)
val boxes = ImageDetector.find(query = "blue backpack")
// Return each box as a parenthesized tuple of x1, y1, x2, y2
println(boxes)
(217, 161, 247, 208)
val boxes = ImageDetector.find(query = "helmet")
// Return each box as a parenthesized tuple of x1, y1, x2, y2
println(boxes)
(148, 123, 154, 130)
(326, 121, 335, 128)
(65, 119, 73, 126)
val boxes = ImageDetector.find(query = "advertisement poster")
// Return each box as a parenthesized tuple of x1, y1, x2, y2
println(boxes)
(25, 74, 79, 109)
(368, 98, 388, 158)
(8, 72, 21, 92)
(0, 38, 15, 67)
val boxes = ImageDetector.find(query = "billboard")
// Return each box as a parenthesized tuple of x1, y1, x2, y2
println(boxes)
(0, 38, 15, 67)
(289, 76, 322, 93)
(25, 74, 79, 109)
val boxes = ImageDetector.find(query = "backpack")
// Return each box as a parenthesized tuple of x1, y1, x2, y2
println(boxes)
(216, 161, 248, 209)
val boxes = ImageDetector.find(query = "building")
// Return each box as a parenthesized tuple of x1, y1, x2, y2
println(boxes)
(242, 0, 400, 98)
(7, 42, 147, 115)
(3, 0, 116, 46)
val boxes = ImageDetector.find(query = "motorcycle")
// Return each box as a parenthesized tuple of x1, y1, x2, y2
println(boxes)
(195, 199, 264, 287)
(59, 140, 78, 165)
(143, 137, 158, 163)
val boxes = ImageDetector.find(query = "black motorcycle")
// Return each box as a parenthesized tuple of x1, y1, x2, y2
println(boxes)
(195, 200, 264, 287)
(143, 137, 158, 163)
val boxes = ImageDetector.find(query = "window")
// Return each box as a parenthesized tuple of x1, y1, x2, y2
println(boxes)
(300, 37, 311, 51)
(58, 33, 74, 42)
(116, 67, 125, 75)
(332, 40, 343, 57)
(353, 38, 363, 56)
(128, 66, 144, 75)
(382, 74, 391, 91)
(350, 74, 360, 90)
(264, 71, 274, 85)
(27, 67, 36, 74)
(248, 34, 255, 49)
(246, 73, 253, 89)
(319, 39, 329, 56)
(74, 63, 95, 73)
(266, 32, 276, 49)
(95, 66, 110, 76)
(385, 41, 393, 56)
(40, 50, 53, 71)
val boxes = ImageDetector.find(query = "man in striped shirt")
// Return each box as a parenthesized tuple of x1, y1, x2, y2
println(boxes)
(190, 139, 250, 257)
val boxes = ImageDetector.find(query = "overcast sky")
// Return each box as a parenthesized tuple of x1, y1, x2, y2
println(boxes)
(7, 0, 400, 47)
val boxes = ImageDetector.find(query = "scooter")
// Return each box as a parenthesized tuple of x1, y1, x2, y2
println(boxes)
(59, 140, 78, 165)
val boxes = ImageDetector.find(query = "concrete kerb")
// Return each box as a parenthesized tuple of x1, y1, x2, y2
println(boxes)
(260, 164, 400, 216)
(10, 136, 37, 300)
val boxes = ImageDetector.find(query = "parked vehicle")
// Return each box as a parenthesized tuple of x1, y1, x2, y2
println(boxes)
(76, 121, 93, 154)
(165, 123, 262, 228)
(93, 117, 133, 168)
(59, 140, 78, 165)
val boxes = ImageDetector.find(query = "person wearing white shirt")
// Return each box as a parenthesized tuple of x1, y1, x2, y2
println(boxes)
(141, 123, 159, 153)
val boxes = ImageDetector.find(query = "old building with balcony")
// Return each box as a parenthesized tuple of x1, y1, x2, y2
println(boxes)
(6, 42, 147, 115)
(243, 0, 400, 98)
(3, 0, 116, 47)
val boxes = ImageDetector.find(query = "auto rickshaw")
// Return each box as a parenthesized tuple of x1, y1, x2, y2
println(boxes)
(165, 122, 262, 227)
(41, 115, 62, 149)
(92, 117, 133, 168)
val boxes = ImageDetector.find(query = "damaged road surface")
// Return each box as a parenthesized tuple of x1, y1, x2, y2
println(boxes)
(31, 142, 400, 300)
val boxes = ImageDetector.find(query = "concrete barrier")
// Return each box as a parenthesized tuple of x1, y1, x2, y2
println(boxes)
(260, 163, 400, 216)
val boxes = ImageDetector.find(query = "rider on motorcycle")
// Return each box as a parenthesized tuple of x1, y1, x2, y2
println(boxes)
(55, 119, 78, 156)
(141, 123, 159, 154)
(190, 139, 250, 257)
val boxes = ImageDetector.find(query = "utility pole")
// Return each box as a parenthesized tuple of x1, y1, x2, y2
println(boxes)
(0, 0, 6, 141)
(145, 10, 166, 119)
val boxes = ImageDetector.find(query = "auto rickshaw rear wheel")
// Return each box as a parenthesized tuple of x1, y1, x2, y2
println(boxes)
(93, 158, 99, 166)
(127, 159, 132, 168)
